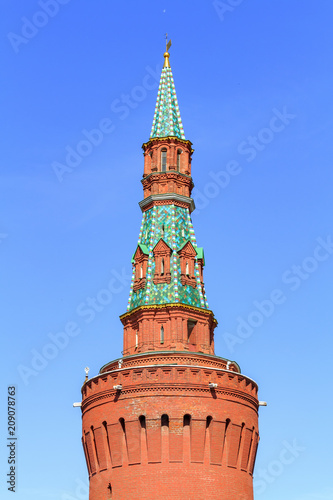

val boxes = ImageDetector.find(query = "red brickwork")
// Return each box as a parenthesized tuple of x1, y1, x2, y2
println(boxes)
(120, 304, 217, 357)
(178, 241, 198, 288)
(152, 239, 172, 285)
(81, 351, 259, 499)
(133, 246, 149, 292)
(141, 137, 194, 201)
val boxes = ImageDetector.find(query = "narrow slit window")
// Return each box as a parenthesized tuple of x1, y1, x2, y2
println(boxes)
(140, 264, 143, 278)
(160, 325, 164, 344)
(187, 320, 196, 344)
(102, 421, 111, 460)
(186, 261, 189, 276)
(177, 149, 181, 171)
(107, 482, 112, 499)
(91, 426, 99, 467)
(161, 258, 165, 275)
(161, 149, 167, 172)
(135, 331, 138, 348)
(223, 418, 230, 454)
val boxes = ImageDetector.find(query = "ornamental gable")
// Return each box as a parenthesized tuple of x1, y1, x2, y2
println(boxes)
(177, 240, 197, 258)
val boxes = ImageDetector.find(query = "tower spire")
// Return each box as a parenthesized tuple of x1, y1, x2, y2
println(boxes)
(80, 46, 261, 500)
(150, 42, 185, 139)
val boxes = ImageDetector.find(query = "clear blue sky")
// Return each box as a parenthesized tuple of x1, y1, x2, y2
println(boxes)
(1, 1, 333, 499)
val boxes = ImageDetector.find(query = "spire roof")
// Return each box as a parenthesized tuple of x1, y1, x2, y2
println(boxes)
(127, 205, 209, 312)
(150, 51, 185, 140)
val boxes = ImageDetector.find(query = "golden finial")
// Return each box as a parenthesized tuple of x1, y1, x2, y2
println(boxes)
(164, 33, 172, 68)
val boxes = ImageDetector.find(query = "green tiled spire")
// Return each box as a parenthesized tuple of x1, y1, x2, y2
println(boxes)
(150, 51, 185, 140)
(127, 48, 208, 312)
(127, 205, 209, 312)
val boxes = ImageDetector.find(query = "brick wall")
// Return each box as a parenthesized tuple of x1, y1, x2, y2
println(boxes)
(82, 352, 258, 499)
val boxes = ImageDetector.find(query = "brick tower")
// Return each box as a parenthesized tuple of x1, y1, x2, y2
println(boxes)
(81, 47, 260, 500)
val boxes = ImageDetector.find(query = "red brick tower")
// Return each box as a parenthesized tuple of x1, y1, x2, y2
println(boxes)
(81, 47, 260, 500)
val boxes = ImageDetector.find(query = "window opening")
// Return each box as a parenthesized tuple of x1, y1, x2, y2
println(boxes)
(139, 415, 146, 429)
(187, 320, 197, 344)
(160, 325, 164, 344)
(161, 414, 169, 427)
(102, 421, 111, 460)
(91, 426, 99, 467)
(161, 149, 167, 172)
(177, 149, 181, 171)
(183, 414, 191, 426)
(206, 416, 213, 428)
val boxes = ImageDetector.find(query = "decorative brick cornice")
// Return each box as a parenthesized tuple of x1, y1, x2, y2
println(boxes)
(83, 387, 258, 413)
(141, 171, 193, 183)
(82, 378, 259, 413)
(100, 351, 240, 374)
(139, 199, 190, 212)
(142, 136, 193, 151)
(139, 193, 195, 213)
(120, 302, 216, 322)
(82, 363, 258, 407)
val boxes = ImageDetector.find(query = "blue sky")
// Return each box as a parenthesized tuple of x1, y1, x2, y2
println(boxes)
(1, 1, 333, 499)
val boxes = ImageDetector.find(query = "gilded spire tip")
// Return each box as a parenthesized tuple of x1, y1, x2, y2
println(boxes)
(164, 34, 172, 68)
(163, 51, 170, 68)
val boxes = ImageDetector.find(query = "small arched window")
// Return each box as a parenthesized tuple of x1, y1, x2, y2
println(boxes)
(135, 331, 138, 348)
(206, 416, 213, 428)
(161, 149, 167, 172)
(183, 414, 191, 427)
(161, 414, 169, 427)
(161, 258, 165, 275)
(139, 415, 146, 428)
(140, 264, 143, 278)
(160, 325, 164, 343)
(186, 261, 189, 276)
(177, 149, 181, 171)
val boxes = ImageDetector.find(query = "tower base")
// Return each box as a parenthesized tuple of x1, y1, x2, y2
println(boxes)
(81, 352, 259, 500)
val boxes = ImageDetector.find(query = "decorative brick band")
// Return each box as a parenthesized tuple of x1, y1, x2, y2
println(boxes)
(82, 364, 258, 411)
(139, 193, 195, 213)
(100, 351, 240, 374)
(82, 414, 259, 478)
(120, 302, 216, 322)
